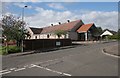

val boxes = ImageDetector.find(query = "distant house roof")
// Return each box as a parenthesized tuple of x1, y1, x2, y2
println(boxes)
(77, 23, 94, 33)
(41, 20, 82, 34)
(29, 27, 43, 34)
(104, 29, 117, 35)
(100, 29, 117, 36)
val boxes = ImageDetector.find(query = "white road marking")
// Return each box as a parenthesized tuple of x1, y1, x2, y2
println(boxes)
(51, 70, 62, 74)
(10, 68, 16, 71)
(63, 73, 72, 76)
(32, 64, 72, 76)
(24, 65, 29, 68)
(14, 68, 26, 71)
(0, 70, 9, 73)
(28, 64, 36, 68)
(2, 54, 73, 75)
(0, 71, 11, 75)
(102, 49, 120, 58)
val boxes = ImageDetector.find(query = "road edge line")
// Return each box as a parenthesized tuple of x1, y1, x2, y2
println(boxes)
(102, 49, 120, 58)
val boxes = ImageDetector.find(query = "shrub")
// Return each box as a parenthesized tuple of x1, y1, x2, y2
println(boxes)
(0, 46, 8, 55)
(54, 30, 67, 38)
(8, 46, 21, 54)
(108, 34, 120, 40)
(0, 46, 21, 55)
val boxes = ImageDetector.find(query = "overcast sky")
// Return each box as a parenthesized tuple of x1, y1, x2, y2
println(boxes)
(1, 1, 119, 31)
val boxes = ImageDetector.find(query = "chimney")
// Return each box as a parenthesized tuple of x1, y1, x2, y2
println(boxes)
(67, 20, 70, 23)
(51, 24, 53, 26)
(58, 22, 61, 25)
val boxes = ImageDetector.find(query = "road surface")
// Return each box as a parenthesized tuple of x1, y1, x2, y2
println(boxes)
(1, 41, 119, 76)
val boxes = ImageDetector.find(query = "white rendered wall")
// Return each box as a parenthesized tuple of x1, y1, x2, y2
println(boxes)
(100, 30, 113, 37)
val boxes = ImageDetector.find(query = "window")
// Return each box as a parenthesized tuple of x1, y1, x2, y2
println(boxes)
(47, 34, 49, 38)
(35, 36, 37, 39)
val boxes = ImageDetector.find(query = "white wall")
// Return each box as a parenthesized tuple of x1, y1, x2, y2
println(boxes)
(26, 27, 34, 39)
(27, 27, 73, 39)
(33, 34, 40, 39)
(40, 33, 68, 39)
(26, 28, 42, 39)
(100, 30, 113, 37)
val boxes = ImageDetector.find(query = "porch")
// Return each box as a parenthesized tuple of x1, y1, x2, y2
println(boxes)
(78, 32, 100, 41)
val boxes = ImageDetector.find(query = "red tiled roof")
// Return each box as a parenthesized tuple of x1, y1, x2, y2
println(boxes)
(41, 20, 81, 34)
(77, 23, 94, 32)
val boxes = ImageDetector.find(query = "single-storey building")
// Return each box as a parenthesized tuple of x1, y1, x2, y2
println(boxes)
(100, 29, 117, 39)
(27, 20, 99, 41)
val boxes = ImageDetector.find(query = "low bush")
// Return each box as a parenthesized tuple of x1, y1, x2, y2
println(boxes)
(108, 34, 120, 40)
(0, 46, 21, 55)
(0, 46, 8, 55)
(8, 46, 21, 54)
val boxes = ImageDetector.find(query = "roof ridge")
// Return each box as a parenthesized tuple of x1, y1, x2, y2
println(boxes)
(41, 19, 81, 33)
(42, 19, 81, 29)
(83, 23, 94, 25)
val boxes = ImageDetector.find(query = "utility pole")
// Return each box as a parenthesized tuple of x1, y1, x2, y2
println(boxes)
(21, 5, 27, 52)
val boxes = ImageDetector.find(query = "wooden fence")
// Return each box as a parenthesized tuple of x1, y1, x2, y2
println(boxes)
(23, 39, 72, 51)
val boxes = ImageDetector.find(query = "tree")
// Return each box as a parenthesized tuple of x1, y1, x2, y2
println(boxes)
(2, 14, 30, 46)
(96, 27, 103, 34)
(54, 30, 67, 38)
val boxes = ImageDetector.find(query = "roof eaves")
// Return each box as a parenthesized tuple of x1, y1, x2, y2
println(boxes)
(78, 31, 87, 33)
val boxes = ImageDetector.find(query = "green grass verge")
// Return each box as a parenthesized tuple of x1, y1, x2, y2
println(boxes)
(0, 45, 21, 55)
(0, 46, 7, 55)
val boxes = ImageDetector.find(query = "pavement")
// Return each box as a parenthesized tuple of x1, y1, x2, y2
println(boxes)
(72, 40, 116, 44)
(3, 46, 74, 57)
(1, 41, 119, 76)
(103, 44, 119, 57)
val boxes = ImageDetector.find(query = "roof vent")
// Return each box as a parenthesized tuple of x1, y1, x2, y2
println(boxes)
(51, 24, 53, 26)
(58, 22, 61, 25)
(67, 20, 70, 23)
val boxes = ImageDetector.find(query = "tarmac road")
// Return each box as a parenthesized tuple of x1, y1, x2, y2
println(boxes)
(1, 41, 119, 76)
